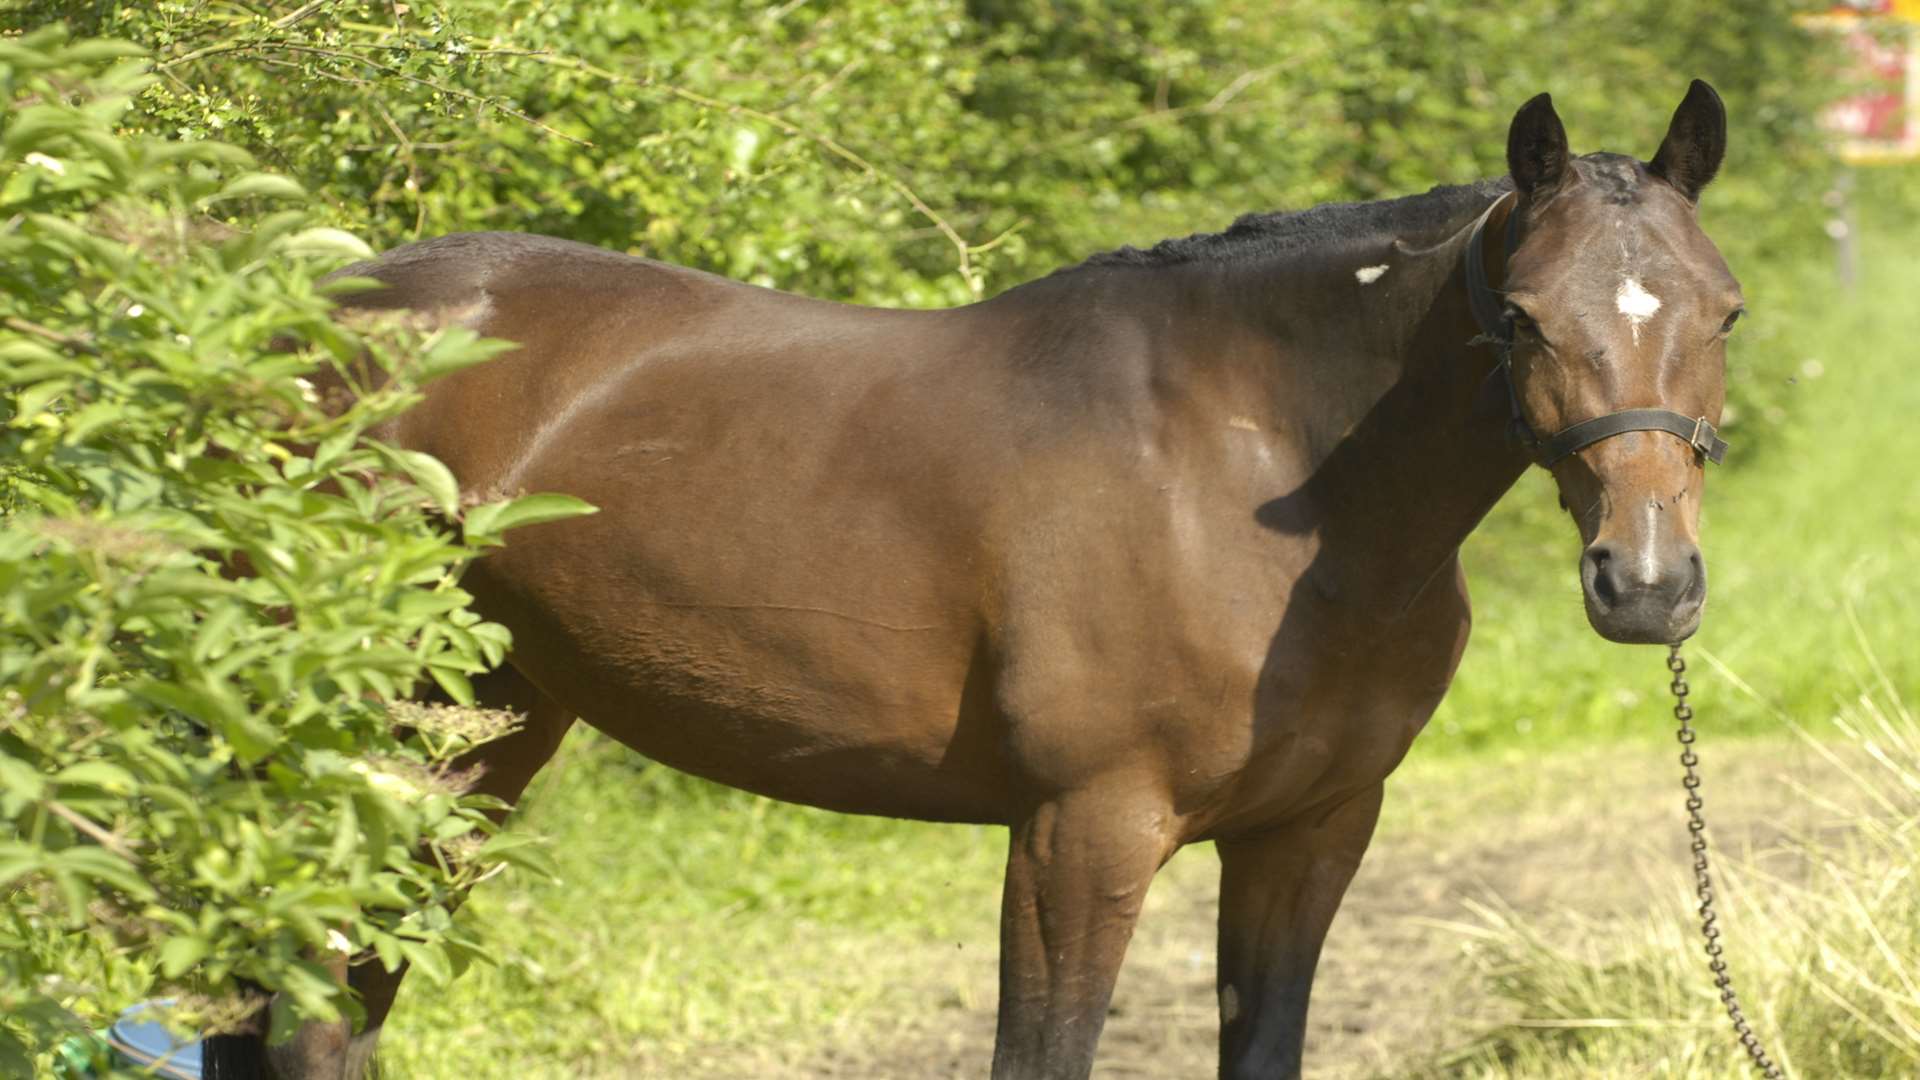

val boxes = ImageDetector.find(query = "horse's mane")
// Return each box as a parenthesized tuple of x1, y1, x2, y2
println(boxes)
(1062, 176, 1518, 274)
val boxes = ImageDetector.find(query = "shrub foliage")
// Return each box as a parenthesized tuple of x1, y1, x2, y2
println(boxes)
(12, 0, 1841, 443)
(0, 27, 586, 1071)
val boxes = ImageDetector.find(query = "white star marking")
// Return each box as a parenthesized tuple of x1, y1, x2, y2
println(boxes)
(1616, 278, 1662, 343)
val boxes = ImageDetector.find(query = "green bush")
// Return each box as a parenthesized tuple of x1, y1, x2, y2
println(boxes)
(25, 0, 1835, 451)
(6, 3, 1845, 451)
(19, 2, 1838, 287)
(0, 27, 587, 1072)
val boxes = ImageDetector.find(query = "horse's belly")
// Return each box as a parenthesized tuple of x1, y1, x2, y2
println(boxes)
(441, 335, 1025, 820)
(464, 544, 1012, 824)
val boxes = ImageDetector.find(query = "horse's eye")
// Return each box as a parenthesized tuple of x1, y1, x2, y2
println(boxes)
(1506, 308, 1537, 334)
(1720, 308, 1744, 335)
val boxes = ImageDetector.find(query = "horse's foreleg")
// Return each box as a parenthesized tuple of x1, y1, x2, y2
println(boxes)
(1214, 783, 1382, 1080)
(990, 785, 1175, 1080)
(287, 665, 575, 1079)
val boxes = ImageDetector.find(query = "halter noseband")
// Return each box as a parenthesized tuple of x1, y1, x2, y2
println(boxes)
(1463, 194, 1728, 468)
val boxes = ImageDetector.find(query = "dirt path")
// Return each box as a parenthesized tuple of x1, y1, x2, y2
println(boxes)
(717, 735, 1855, 1079)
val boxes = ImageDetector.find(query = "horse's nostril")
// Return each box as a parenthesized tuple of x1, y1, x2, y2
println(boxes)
(1593, 564, 1617, 606)
(1583, 546, 1618, 609)
(1682, 548, 1707, 605)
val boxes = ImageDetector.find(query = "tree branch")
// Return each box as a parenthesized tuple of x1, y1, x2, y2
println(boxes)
(156, 37, 586, 147)
(513, 53, 990, 299)
(5, 316, 101, 356)
(45, 799, 141, 863)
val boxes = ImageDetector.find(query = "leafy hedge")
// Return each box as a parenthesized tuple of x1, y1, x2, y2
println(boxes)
(0, 27, 587, 1073)
(19, 1, 1838, 298)
(11, 0, 1841, 448)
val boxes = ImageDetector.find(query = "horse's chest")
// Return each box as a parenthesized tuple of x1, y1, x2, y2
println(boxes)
(1175, 574, 1472, 836)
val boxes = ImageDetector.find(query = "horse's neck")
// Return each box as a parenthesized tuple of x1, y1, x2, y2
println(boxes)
(1207, 207, 1530, 611)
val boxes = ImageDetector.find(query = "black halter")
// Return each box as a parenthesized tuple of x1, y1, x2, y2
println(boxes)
(1463, 194, 1728, 468)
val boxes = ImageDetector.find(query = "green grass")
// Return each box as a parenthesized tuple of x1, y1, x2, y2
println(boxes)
(1403, 660, 1920, 1079)
(384, 741, 1006, 1077)
(381, 213, 1920, 1075)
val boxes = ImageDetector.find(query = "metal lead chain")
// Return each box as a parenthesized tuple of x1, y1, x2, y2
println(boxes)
(1670, 643, 1785, 1079)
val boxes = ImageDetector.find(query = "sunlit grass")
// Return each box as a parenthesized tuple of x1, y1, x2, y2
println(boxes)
(383, 737, 1005, 1077)
(1406, 621, 1920, 1079)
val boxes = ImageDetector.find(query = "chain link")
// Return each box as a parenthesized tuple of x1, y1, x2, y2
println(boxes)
(1669, 642, 1785, 1079)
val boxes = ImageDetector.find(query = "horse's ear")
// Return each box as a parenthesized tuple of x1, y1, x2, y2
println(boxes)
(1507, 93, 1570, 197)
(1649, 79, 1727, 202)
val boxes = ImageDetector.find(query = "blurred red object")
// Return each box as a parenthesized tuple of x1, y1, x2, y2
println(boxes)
(1801, 0, 1920, 162)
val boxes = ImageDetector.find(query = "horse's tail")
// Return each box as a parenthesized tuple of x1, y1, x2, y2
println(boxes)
(201, 1029, 270, 1079)
(199, 1001, 384, 1079)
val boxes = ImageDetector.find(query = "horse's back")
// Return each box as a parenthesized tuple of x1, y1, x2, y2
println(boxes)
(337, 233, 1015, 463)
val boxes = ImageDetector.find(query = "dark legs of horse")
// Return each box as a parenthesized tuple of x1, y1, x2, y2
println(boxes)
(1214, 784, 1383, 1080)
(990, 784, 1176, 1080)
(207, 665, 574, 1079)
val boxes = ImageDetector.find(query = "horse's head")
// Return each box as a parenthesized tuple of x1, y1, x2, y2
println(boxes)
(1499, 82, 1741, 644)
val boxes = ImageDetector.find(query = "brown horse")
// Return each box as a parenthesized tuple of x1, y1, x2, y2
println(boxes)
(217, 83, 1742, 1079)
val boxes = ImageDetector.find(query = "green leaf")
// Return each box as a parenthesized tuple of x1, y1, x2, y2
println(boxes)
(53, 761, 137, 795)
(13, 377, 69, 421)
(398, 938, 452, 987)
(372, 931, 404, 973)
(134, 679, 277, 762)
(190, 602, 248, 663)
(277, 958, 347, 1022)
(477, 831, 559, 882)
(0, 757, 46, 805)
(55, 847, 154, 900)
(469, 621, 512, 667)
(60, 39, 148, 63)
(414, 329, 518, 383)
(280, 227, 374, 260)
(207, 172, 306, 203)
(463, 493, 597, 542)
(0, 851, 46, 890)
(159, 934, 210, 978)
(428, 665, 475, 707)
(381, 448, 462, 516)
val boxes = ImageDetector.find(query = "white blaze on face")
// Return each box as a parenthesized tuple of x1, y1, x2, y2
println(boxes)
(1354, 264, 1389, 285)
(1616, 277, 1662, 343)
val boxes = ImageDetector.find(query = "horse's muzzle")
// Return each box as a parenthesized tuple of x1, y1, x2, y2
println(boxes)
(1580, 539, 1705, 644)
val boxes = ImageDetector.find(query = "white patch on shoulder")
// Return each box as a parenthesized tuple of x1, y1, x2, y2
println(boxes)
(438, 292, 495, 329)
(1227, 415, 1261, 432)
(1354, 264, 1390, 285)
(1616, 278, 1661, 343)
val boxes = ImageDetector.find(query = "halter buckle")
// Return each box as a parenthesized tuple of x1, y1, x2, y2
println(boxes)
(1688, 416, 1712, 459)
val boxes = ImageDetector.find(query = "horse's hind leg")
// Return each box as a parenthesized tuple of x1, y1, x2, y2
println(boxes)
(321, 664, 573, 1078)
(1213, 783, 1382, 1080)
(990, 783, 1177, 1080)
